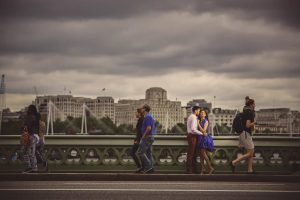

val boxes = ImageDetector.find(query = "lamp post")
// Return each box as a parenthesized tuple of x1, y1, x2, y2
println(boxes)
(289, 111, 293, 138)
(46, 101, 54, 135)
(81, 103, 88, 134)
(211, 96, 216, 137)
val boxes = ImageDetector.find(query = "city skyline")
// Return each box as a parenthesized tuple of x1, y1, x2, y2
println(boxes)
(2, 87, 299, 135)
(0, 1, 299, 112)
(3, 87, 300, 113)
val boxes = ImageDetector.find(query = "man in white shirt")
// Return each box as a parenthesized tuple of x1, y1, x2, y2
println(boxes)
(186, 106, 205, 174)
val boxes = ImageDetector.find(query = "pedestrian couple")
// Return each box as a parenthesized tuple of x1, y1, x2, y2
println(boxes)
(131, 104, 156, 174)
(186, 106, 215, 174)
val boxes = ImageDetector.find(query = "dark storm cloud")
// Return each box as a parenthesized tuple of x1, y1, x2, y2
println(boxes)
(193, 0, 300, 30)
(0, 0, 184, 20)
(1, 0, 300, 28)
(0, 0, 300, 82)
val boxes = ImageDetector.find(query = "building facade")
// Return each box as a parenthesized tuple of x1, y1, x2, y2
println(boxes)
(186, 99, 212, 114)
(184, 99, 213, 121)
(115, 87, 184, 133)
(210, 108, 237, 126)
(35, 95, 115, 122)
(255, 108, 300, 134)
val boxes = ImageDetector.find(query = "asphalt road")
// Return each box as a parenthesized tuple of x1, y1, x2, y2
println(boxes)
(0, 181, 299, 200)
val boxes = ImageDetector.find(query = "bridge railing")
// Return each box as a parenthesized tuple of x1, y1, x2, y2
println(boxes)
(0, 135, 299, 173)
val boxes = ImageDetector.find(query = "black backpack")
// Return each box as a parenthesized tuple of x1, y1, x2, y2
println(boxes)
(232, 113, 244, 134)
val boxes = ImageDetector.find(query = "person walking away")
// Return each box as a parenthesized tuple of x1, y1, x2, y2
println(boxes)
(137, 104, 156, 174)
(131, 108, 144, 173)
(197, 110, 215, 174)
(22, 105, 39, 173)
(230, 99, 256, 174)
(186, 106, 205, 174)
(243, 96, 256, 133)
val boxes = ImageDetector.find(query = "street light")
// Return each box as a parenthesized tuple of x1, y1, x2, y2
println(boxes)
(288, 111, 293, 138)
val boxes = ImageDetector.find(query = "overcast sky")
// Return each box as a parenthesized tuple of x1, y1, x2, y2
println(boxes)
(0, 0, 300, 111)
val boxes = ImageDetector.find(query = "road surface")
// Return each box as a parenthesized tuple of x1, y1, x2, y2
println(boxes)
(0, 181, 299, 200)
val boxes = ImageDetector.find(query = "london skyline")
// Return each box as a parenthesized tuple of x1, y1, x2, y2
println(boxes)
(3, 86, 300, 113)
(0, 0, 299, 112)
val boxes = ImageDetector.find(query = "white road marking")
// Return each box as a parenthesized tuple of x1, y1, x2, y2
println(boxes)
(0, 189, 298, 193)
(63, 182, 285, 186)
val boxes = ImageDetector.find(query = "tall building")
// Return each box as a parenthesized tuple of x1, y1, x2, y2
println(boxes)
(187, 99, 212, 114)
(185, 99, 212, 120)
(1, 108, 21, 122)
(255, 108, 298, 133)
(35, 95, 115, 122)
(291, 111, 300, 133)
(211, 108, 237, 127)
(115, 87, 184, 133)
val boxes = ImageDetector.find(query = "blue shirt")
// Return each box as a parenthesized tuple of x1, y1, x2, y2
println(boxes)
(141, 113, 156, 136)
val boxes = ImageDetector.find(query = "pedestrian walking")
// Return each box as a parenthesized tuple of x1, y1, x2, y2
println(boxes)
(131, 108, 144, 173)
(230, 98, 256, 174)
(136, 104, 156, 174)
(21, 105, 39, 173)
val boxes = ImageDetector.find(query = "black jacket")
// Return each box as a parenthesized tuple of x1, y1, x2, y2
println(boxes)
(24, 115, 39, 135)
(135, 117, 144, 142)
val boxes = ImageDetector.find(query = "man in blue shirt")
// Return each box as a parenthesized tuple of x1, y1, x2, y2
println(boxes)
(136, 104, 155, 173)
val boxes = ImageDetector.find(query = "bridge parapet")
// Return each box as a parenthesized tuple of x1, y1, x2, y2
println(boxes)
(0, 135, 299, 173)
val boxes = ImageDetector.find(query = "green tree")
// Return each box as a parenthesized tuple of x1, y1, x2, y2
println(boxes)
(1, 120, 23, 135)
(170, 123, 187, 134)
(117, 124, 135, 135)
(98, 116, 118, 134)
(213, 123, 231, 135)
(263, 128, 271, 134)
(53, 119, 68, 133)
(155, 120, 163, 134)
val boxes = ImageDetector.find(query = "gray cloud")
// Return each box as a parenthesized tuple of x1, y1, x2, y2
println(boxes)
(0, 1, 300, 111)
(1, 0, 299, 29)
(1, 12, 300, 79)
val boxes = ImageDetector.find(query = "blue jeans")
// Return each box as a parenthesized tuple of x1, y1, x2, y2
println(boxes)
(131, 143, 142, 169)
(137, 136, 154, 170)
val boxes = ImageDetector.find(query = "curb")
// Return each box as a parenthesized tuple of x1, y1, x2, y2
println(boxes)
(1, 173, 300, 182)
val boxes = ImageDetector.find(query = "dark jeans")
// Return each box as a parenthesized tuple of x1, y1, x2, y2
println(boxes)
(131, 143, 142, 169)
(22, 135, 37, 170)
(137, 136, 154, 171)
(186, 134, 198, 173)
(36, 142, 46, 165)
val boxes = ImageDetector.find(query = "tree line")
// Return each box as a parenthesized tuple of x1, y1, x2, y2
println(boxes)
(1, 116, 191, 135)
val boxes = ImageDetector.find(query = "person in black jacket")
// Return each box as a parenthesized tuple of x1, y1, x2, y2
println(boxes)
(22, 105, 40, 173)
(230, 99, 256, 174)
(131, 108, 144, 173)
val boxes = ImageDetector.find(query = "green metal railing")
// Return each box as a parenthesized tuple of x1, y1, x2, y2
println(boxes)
(0, 135, 299, 173)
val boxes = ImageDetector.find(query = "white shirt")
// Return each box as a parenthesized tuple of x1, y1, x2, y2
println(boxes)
(187, 114, 203, 135)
